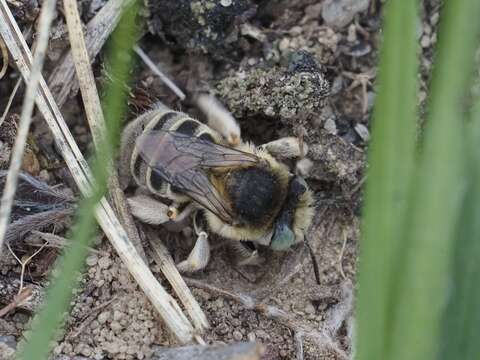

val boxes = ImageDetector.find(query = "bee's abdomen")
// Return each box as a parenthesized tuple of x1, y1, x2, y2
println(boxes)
(129, 106, 221, 198)
(226, 167, 283, 226)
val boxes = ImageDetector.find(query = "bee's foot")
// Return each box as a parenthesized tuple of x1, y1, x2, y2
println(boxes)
(176, 232, 210, 273)
(228, 241, 265, 267)
(236, 250, 265, 266)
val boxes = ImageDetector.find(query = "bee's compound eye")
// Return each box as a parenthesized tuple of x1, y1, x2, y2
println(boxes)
(271, 222, 295, 251)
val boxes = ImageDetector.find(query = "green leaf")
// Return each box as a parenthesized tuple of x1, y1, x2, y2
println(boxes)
(440, 88, 480, 360)
(388, 1, 480, 359)
(356, 1, 418, 359)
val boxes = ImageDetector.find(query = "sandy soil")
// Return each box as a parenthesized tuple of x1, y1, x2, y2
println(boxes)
(0, 0, 441, 359)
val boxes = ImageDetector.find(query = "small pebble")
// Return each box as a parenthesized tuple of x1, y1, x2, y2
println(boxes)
(354, 123, 370, 142)
(86, 254, 98, 267)
(305, 302, 316, 315)
(278, 38, 290, 51)
(296, 158, 314, 178)
(289, 26, 302, 36)
(322, 0, 370, 28)
(220, 0, 232, 7)
(233, 330, 243, 341)
(113, 310, 124, 321)
(324, 118, 337, 134)
(421, 35, 431, 48)
(38, 169, 50, 183)
(430, 12, 439, 26)
(98, 311, 111, 324)
(98, 256, 112, 269)
(247, 332, 256, 342)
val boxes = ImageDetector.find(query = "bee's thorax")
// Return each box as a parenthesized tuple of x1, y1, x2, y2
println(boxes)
(224, 166, 283, 226)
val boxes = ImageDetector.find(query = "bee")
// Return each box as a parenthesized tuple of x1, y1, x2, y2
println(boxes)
(120, 99, 318, 281)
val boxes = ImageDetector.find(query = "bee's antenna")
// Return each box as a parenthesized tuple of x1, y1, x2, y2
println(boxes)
(304, 236, 321, 285)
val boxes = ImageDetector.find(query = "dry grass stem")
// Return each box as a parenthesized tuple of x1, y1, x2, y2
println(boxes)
(25, 231, 109, 256)
(0, 77, 21, 128)
(6, 241, 48, 295)
(0, 287, 33, 317)
(0, 0, 56, 255)
(48, 0, 134, 107)
(0, 274, 44, 313)
(149, 235, 209, 332)
(294, 331, 304, 360)
(0, 1, 195, 343)
(63, 0, 146, 259)
(63, 0, 201, 339)
(133, 45, 186, 101)
(0, 37, 7, 79)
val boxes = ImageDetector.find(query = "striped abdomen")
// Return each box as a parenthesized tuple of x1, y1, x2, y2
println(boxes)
(129, 105, 222, 200)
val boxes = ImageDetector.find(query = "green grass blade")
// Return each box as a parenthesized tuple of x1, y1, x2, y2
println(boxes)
(388, 1, 480, 360)
(440, 88, 480, 359)
(17, 3, 139, 359)
(356, 1, 418, 359)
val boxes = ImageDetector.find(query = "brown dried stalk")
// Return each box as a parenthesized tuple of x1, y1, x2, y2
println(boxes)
(0, 0, 56, 255)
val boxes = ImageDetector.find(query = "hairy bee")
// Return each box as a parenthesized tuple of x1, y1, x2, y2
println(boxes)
(120, 101, 315, 274)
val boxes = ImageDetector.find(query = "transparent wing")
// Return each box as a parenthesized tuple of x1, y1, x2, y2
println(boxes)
(136, 131, 259, 223)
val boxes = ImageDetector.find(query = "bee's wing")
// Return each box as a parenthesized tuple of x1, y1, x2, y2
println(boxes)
(136, 131, 259, 223)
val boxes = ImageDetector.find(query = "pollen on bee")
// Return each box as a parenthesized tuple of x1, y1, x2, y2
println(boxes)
(228, 133, 241, 146)
(196, 94, 241, 146)
(167, 206, 179, 220)
(262, 137, 309, 159)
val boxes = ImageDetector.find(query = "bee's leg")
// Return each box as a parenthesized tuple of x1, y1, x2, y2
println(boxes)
(195, 94, 241, 146)
(228, 241, 265, 266)
(127, 194, 170, 225)
(176, 231, 210, 273)
(260, 137, 308, 160)
(127, 194, 196, 229)
(176, 211, 211, 273)
(163, 203, 196, 233)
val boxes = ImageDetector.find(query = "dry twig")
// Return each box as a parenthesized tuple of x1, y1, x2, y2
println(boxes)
(0, 36, 7, 79)
(63, 0, 205, 338)
(62, 0, 146, 259)
(0, 0, 56, 255)
(0, 274, 44, 313)
(25, 231, 109, 256)
(148, 234, 209, 332)
(0, 77, 21, 128)
(7, 241, 48, 295)
(294, 331, 304, 360)
(134, 45, 186, 101)
(48, 0, 135, 107)
(0, 0, 195, 343)
(0, 287, 33, 317)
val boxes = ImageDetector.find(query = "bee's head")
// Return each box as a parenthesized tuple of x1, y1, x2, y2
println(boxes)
(270, 176, 308, 251)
